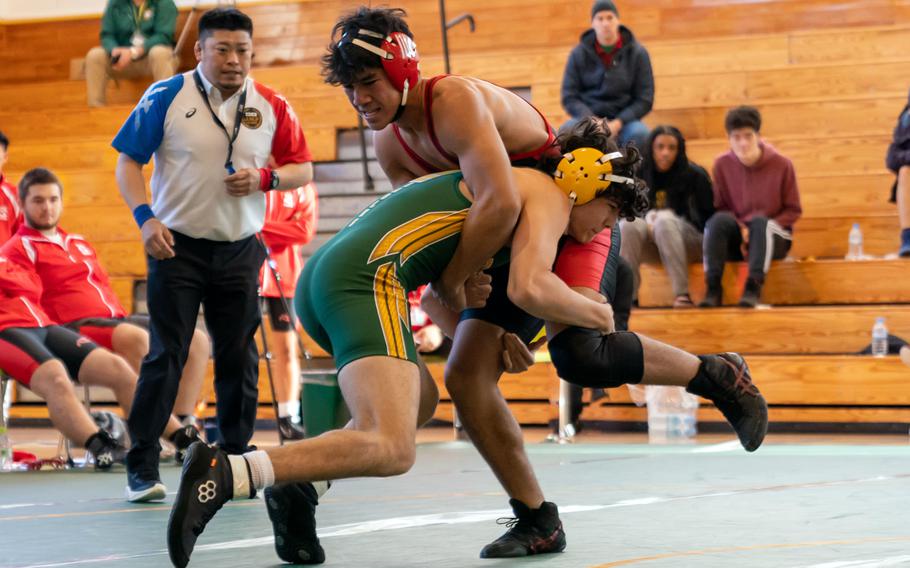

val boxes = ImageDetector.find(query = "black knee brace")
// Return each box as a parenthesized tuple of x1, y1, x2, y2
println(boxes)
(548, 328, 644, 388)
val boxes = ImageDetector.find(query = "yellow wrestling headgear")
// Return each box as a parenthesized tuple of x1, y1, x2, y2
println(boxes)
(552, 147, 635, 205)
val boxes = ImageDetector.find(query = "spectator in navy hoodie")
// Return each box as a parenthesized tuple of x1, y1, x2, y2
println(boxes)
(886, 88, 910, 257)
(700, 106, 802, 308)
(561, 0, 653, 149)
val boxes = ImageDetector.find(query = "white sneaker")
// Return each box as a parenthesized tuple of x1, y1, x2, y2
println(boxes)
(126, 480, 168, 503)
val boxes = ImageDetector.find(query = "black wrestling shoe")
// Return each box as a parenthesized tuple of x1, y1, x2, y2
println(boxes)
(265, 482, 326, 564)
(167, 442, 236, 568)
(687, 353, 768, 452)
(277, 416, 306, 441)
(170, 425, 202, 465)
(480, 499, 566, 558)
(84, 430, 127, 470)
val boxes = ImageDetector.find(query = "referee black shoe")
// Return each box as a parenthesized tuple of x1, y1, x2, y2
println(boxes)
(480, 499, 566, 558)
(277, 416, 306, 441)
(169, 425, 202, 465)
(687, 353, 768, 452)
(265, 482, 325, 564)
(167, 442, 234, 568)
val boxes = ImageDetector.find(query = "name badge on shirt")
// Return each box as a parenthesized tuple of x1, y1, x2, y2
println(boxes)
(131, 31, 145, 47)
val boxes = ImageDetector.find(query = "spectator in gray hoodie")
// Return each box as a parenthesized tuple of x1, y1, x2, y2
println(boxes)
(561, 0, 653, 149)
(700, 106, 802, 309)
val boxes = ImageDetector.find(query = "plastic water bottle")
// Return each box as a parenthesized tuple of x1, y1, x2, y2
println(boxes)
(0, 424, 12, 471)
(846, 223, 863, 260)
(645, 386, 698, 444)
(871, 317, 888, 358)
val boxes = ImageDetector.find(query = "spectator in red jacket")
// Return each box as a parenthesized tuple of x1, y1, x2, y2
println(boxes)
(0, 131, 22, 244)
(700, 106, 802, 308)
(0, 248, 191, 469)
(1, 167, 200, 463)
(259, 182, 318, 440)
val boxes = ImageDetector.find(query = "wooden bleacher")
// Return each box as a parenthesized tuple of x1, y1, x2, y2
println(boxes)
(3, 0, 909, 430)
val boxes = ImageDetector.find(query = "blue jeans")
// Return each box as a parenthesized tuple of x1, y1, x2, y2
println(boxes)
(560, 117, 649, 150)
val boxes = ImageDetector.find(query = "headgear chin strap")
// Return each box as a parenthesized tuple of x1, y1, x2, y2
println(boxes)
(348, 29, 420, 113)
(552, 147, 635, 205)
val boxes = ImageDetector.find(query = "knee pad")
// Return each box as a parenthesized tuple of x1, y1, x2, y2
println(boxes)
(548, 328, 644, 388)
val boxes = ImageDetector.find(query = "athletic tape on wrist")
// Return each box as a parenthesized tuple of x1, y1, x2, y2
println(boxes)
(132, 204, 155, 229)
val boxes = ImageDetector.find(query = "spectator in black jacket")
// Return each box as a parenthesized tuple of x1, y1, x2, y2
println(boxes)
(886, 89, 910, 257)
(620, 125, 714, 307)
(561, 0, 653, 149)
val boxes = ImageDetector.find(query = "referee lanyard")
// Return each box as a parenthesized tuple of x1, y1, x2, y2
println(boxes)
(192, 69, 248, 174)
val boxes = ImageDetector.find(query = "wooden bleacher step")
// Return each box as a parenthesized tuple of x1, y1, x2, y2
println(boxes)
(630, 305, 910, 355)
(637, 259, 910, 307)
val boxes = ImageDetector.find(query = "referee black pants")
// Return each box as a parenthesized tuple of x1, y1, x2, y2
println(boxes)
(127, 231, 265, 477)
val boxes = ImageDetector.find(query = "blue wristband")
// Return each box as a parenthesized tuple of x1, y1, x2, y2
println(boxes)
(132, 204, 156, 229)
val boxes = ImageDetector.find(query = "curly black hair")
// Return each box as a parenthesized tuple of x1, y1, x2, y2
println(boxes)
(536, 117, 650, 221)
(322, 7, 414, 86)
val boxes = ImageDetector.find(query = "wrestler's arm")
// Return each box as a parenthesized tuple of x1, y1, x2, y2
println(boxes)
(432, 84, 522, 309)
(506, 180, 614, 333)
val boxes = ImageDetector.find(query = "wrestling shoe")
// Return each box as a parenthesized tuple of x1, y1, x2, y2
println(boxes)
(265, 482, 326, 564)
(167, 442, 236, 568)
(85, 430, 127, 470)
(480, 499, 566, 558)
(687, 353, 768, 452)
(170, 425, 202, 465)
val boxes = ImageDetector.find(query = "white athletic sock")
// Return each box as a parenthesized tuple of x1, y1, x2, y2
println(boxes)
(243, 449, 276, 492)
(287, 400, 301, 423)
(277, 402, 291, 418)
(226, 454, 253, 499)
(313, 480, 330, 498)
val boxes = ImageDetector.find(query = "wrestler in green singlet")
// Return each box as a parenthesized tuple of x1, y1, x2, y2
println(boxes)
(295, 170, 506, 370)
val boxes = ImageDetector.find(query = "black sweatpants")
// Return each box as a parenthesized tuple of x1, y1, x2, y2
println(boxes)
(127, 231, 265, 477)
(703, 211, 791, 283)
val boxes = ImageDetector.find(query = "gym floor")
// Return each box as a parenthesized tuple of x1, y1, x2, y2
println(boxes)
(3, 428, 910, 568)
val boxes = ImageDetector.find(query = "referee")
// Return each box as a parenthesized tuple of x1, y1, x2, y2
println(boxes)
(112, 7, 313, 502)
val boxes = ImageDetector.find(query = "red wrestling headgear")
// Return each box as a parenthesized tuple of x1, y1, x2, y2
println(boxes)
(349, 29, 420, 105)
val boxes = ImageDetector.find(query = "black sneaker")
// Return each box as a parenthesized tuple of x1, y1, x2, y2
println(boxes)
(687, 353, 768, 452)
(265, 482, 325, 564)
(169, 426, 202, 465)
(699, 279, 723, 308)
(84, 430, 127, 471)
(167, 442, 235, 568)
(480, 499, 566, 558)
(738, 278, 762, 308)
(126, 469, 167, 503)
(277, 417, 306, 441)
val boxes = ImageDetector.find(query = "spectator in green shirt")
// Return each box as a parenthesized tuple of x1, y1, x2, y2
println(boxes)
(85, 0, 178, 107)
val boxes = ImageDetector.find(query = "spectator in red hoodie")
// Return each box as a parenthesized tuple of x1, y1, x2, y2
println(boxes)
(0, 131, 22, 244)
(259, 182, 318, 440)
(700, 106, 802, 308)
